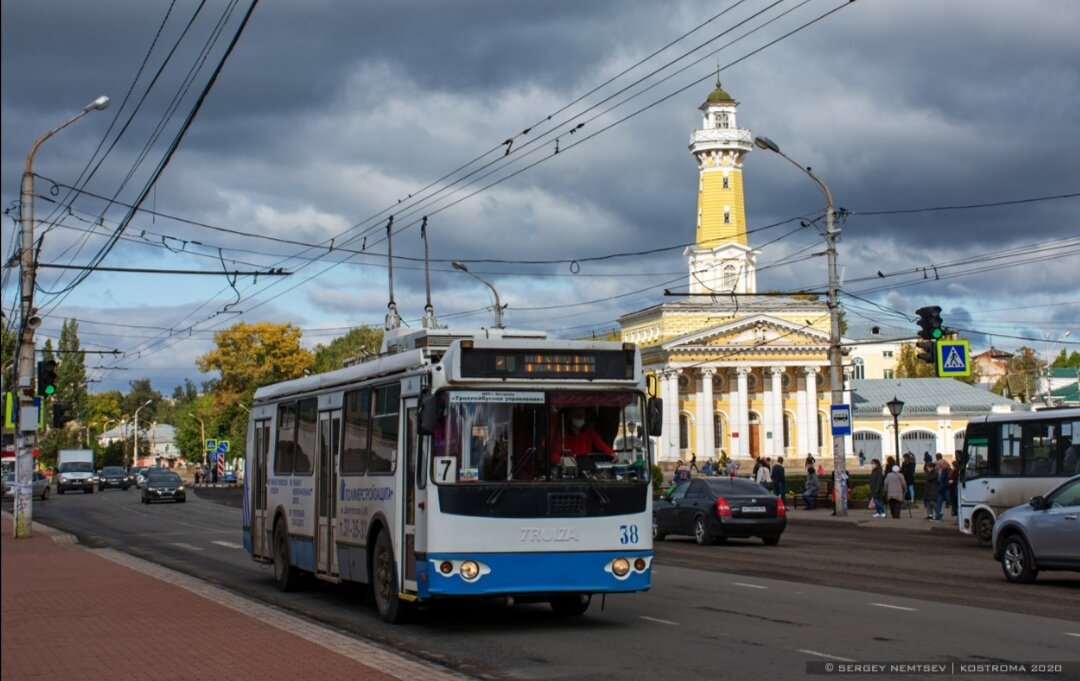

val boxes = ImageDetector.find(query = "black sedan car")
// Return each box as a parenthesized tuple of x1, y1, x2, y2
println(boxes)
(141, 471, 186, 504)
(98, 466, 131, 491)
(654, 477, 786, 545)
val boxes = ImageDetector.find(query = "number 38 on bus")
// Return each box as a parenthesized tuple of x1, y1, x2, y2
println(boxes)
(242, 328, 661, 622)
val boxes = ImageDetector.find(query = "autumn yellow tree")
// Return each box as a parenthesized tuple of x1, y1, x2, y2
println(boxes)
(197, 322, 314, 460)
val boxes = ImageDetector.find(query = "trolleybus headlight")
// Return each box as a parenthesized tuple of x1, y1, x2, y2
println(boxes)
(611, 557, 631, 577)
(460, 560, 480, 580)
(439, 561, 454, 575)
(633, 557, 647, 572)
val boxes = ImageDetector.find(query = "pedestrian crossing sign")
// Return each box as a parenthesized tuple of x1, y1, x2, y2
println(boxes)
(936, 340, 971, 377)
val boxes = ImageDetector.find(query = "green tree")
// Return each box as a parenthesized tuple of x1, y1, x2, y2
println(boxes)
(312, 326, 383, 373)
(991, 347, 1043, 401)
(56, 319, 88, 421)
(123, 379, 162, 423)
(1, 324, 15, 389)
(172, 393, 215, 465)
(1050, 349, 1080, 369)
(894, 342, 980, 384)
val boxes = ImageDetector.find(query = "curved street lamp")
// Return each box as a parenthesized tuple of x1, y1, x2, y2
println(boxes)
(13, 96, 111, 538)
(754, 134, 845, 514)
(452, 261, 505, 328)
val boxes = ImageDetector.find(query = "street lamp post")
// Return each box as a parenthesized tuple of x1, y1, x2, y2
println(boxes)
(886, 396, 909, 517)
(12, 95, 111, 538)
(133, 400, 153, 469)
(452, 261, 505, 328)
(191, 415, 207, 467)
(754, 135, 846, 515)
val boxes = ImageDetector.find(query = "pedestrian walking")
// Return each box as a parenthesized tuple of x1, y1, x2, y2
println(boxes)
(885, 465, 906, 518)
(869, 459, 885, 517)
(724, 458, 737, 478)
(755, 458, 773, 490)
(932, 459, 950, 521)
(902, 453, 916, 504)
(922, 462, 939, 519)
(949, 458, 961, 516)
(858, 449, 866, 467)
(771, 456, 786, 501)
(689, 452, 698, 473)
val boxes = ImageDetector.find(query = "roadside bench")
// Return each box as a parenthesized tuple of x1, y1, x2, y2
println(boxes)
(789, 482, 832, 510)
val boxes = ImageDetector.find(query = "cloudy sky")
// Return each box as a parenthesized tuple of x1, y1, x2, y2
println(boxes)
(3, 0, 1078, 395)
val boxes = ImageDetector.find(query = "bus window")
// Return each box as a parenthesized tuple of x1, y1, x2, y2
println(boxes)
(275, 403, 297, 474)
(1022, 422, 1057, 476)
(294, 398, 317, 475)
(964, 433, 989, 479)
(369, 383, 400, 474)
(999, 423, 1022, 475)
(342, 389, 371, 474)
(1062, 421, 1080, 475)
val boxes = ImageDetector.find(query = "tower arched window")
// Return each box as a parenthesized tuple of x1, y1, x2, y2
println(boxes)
(723, 209, 731, 224)
(852, 357, 865, 380)
(719, 112, 730, 129)
(722, 264, 737, 291)
(714, 414, 725, 449)
(722, 175, 730, 189)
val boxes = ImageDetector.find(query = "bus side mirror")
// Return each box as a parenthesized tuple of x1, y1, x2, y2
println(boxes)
(420, 394, 437, 435)
(647, 397, 662, 436)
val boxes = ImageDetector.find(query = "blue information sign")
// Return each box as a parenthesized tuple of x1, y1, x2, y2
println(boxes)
(831, 404, 852, 436)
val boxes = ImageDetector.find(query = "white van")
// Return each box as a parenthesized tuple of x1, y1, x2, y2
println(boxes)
(56, 449, 95, 494)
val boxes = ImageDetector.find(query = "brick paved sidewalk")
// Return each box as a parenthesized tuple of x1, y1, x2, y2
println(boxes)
(0, 514, 465, 681)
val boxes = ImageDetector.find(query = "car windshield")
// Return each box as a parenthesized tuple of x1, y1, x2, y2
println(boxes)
(59, 462, 93, 473)
(147, 473, 180, 486)
(103, 467, 125, 475)
(427, 389, 649, 485)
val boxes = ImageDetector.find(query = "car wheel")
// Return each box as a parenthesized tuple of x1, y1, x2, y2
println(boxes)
(762, 536, 781, 546)
(371, 528, 408, 623)
(142, 497, 148, 504)
(652, 514, 665, 541)
(41, 486, 50, 501)
(1001, 534, 1038, 584)
(273, 518, 302, 592)
(974, 511, 994, 547)
(693, 515, 711, 546)
(57, 486, 65, 495)
(550, 594, 591, 616)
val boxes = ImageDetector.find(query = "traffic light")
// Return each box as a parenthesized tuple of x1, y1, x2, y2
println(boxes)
(53, 403, 73, 428)
(915, 306, 943, 366)
(37, 359, 58, 396)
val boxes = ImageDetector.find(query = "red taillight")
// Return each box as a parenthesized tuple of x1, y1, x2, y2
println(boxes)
(776, 498, 786, 517)
(716, 497, 732, 518)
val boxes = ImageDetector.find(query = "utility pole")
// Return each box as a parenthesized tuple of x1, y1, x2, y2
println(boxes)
(754, 135, 847, 515)
(13, 96, 110, 537)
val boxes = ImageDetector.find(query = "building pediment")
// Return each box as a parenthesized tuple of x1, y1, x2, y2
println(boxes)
(661, 314, 830, 354)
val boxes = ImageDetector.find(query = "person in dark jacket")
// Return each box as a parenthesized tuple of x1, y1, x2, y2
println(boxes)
(922, 462, 940, 518)
(949, 458, 961, 516)
(932, 459, 951, 521)
(771, 457, 786, 502)
(869, 459, 885, 517)
(901, 453, 916, 503)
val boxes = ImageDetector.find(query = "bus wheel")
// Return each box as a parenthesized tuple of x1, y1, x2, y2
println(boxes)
(273, 519, 301, 592)
(550, 594, 591, 616)
(1001, 535, 1038, 584)
(974, 511, 994, 547)
(372, 529, 408, 623)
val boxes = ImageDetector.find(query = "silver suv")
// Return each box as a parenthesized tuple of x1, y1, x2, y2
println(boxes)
(992, 475, 1080, 583)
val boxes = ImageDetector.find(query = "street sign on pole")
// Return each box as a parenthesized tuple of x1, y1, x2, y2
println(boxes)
(937, 340, 971, 377)
(830, 404, 852, 436)
(205, 439, 217, 452)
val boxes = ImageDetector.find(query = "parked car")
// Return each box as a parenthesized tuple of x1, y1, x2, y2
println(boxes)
(141, 471, 186, 504)
(98, 466, 131, 491)
(654, 477, 786, 545)
(220, 470, 238, 484)
(992, 475, 1080, 583)
(2, 472, 51, 501)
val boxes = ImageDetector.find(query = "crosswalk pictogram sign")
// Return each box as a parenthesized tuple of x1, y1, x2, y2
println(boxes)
(936, 340, 971, 377)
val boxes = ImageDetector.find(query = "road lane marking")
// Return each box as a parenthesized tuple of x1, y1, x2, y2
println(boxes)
(732, 582, 767, 589)
(1066, 633, 1080, 638)
(169, 543, 204, 551)
(870, 602, 917, 611)
(640, 616, 680, 626)
(211, 540, 243, 549)
(798, 649, 855, 662)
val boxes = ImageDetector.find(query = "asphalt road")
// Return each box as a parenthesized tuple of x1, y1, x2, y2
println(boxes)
(18, 487, 1080, 681)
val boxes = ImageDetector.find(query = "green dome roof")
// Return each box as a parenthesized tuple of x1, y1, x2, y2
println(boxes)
(706, 82, 734, 103)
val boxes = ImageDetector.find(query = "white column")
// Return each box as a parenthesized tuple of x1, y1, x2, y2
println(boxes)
(736, 368, 749, 458)
(727, 370, 739, 458)
(661, 369, 679, 462)
(796, 371, 808, 455)
(804, 367, 819, 458)
(769, 367, 784, 457)
(694, 371, 706, 459)
(700, 368, 715, 457)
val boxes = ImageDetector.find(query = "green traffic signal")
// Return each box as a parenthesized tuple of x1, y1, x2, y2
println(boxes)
(915, 306, 944, 366)
(37, 359, 58, 397)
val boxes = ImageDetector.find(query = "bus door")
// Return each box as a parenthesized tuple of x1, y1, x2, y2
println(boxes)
(316, 409, 341, 576)
(402, 397, 419, 592)
(250, 419, 271, 558)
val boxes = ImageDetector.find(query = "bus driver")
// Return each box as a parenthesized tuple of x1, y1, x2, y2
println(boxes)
(554, 407, 616, 463)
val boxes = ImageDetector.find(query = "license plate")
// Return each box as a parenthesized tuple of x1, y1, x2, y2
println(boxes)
(742, 506, 766, 513)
